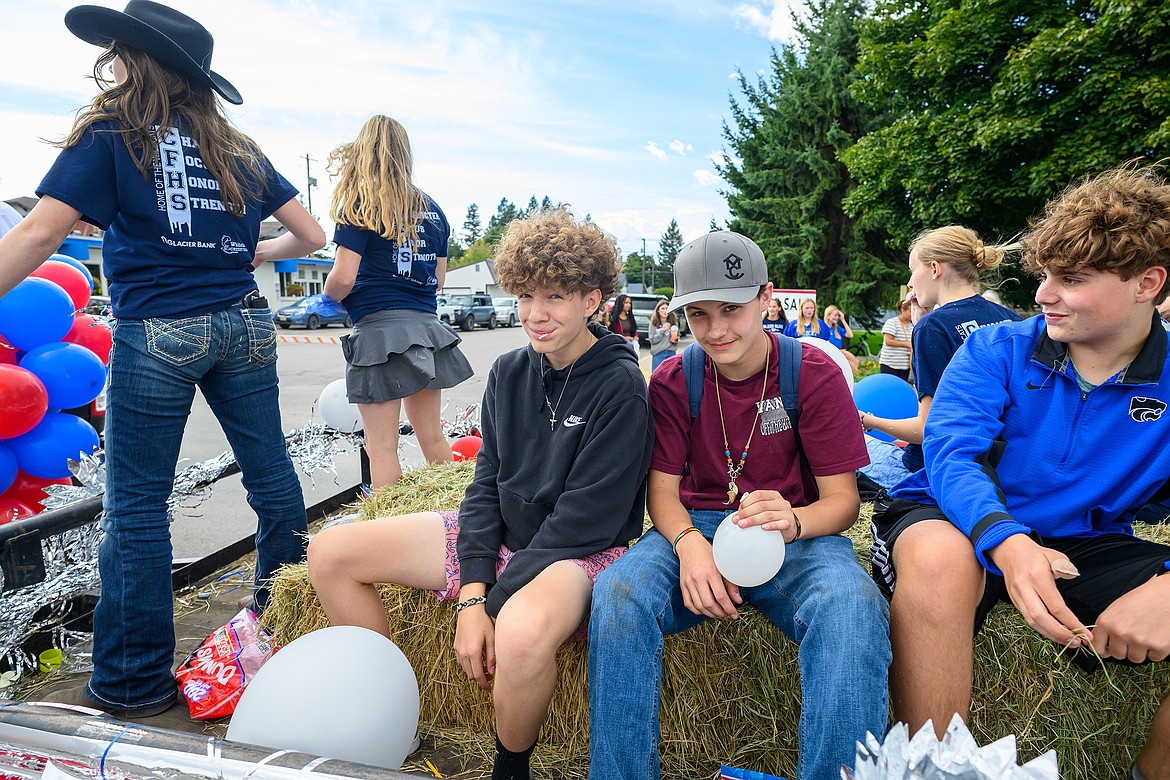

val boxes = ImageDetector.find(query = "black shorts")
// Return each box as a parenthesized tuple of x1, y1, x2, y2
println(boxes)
(870, 493, 1170, 670)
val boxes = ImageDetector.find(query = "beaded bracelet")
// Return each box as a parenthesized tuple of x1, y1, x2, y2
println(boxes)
(672, 526, 701, 555)
(455, 595, 487, 612)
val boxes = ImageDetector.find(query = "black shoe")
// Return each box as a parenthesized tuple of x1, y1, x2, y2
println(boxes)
(39, 682, 177, 719)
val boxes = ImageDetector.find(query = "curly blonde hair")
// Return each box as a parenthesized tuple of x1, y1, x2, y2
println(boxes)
(328, 115, 426, 244)
(1021, 164, 1170, 302)
(911, 225, 1016, 285)
(493, 208, 619, 309)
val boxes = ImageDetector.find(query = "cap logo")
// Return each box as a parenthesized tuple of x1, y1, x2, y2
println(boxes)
(723, 253, 744, 280)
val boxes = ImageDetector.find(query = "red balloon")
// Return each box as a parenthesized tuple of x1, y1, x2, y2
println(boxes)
(451, 436, 483, 462)
(29, 260, 90, 310)
(4, 469, 70, 507)
(0, 365, 49, 439)
(0, 333, 15, 365)
(62, 314, 113, 364)
(0, 495, 37, 524)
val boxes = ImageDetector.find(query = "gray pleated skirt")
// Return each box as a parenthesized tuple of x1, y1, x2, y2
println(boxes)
(341, 309, 474, 404)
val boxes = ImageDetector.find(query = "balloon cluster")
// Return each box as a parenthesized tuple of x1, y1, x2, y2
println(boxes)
(0, 255, 108, 523)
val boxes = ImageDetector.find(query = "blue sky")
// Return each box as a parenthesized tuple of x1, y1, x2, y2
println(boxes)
(0, 0, 801, 259)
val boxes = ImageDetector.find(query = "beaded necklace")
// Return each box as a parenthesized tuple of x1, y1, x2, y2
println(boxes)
(713, 335, 772, 506)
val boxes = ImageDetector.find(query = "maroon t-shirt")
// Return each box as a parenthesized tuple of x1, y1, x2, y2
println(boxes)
(649, 335, 869, 510)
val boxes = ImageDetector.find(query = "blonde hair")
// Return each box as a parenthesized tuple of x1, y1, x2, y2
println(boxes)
(796, 297, 823, 335)
(328, 115, 426, 244)
(650, 299, 676, 328)
(493, 208, 618, 308)
(910, 225, 1016, 285)
(62, 44, 264, 216)
(823, 304, 843, 325)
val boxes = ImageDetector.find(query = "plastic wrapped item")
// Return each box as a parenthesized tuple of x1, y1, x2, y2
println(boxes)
(844, 715, 1058, 779)
(174, 609, 276, 720)
(718, 766, 786, 780)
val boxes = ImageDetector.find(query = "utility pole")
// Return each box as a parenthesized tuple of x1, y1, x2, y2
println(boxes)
(303, 153, 318, 217)
(641, 238, 647, 291)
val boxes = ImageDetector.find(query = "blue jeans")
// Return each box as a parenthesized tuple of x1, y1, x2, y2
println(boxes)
(651, 350, 675, 371)
(89, 305, 307, 713)
(588, 510, 891, 780)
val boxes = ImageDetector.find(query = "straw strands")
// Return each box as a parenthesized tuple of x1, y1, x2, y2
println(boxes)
(263, 463, 1170, 780)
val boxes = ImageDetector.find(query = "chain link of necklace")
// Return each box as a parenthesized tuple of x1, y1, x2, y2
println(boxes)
(543, 355, 578, 431)
(713, 336, 772, 505)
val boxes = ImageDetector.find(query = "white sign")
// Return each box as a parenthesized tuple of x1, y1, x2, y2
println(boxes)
(772, 288, 817, 319)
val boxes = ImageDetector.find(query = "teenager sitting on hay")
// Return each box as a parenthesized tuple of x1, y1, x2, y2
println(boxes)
(307, 207, 654, 780)
(871, 164, 1170, 780)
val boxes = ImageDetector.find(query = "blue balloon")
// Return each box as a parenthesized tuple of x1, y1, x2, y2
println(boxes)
(48, 253, 95, 292)
(853, 374, 919, 443)
(0, 278, 75, 351)
(0, 442, 16, 494)
(9, 412, 99, 480)
(20, 342, 107, 410)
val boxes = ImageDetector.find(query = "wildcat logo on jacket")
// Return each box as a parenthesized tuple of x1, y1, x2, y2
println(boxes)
(1130, 396, 1167, 422)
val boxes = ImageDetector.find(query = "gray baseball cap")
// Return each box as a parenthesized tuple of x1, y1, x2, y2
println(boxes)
(667, 230, 768, 313)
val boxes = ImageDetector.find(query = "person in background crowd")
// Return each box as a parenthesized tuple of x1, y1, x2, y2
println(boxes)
(822, 304, 860, 375)
(323, 114, 472, 490)
(878, 299, 914, 382)
(610, 293, 639, 349)
(784, 297, 828, 339)
(648, 298, 679, 371)
(761, 296, 787, 334)
(0, 0, 325, 717)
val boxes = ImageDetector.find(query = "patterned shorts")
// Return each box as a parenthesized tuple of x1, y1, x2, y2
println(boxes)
(433, 510, 627, 642)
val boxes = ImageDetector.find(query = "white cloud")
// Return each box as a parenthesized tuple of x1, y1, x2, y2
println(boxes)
(732, 1, 806, 44)
(644, 142, 668, 161)
(693, 169, 721, 187)
(669, 140, 693, 156)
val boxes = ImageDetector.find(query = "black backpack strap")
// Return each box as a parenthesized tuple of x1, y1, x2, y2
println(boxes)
(682, 342, 706, 420)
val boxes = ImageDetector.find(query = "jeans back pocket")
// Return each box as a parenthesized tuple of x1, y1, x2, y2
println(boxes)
(145, 315, 212, 367)
(242, 308, 278, 365)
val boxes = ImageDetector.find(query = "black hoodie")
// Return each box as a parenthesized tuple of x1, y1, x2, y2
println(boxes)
(456, 322, 654, 616)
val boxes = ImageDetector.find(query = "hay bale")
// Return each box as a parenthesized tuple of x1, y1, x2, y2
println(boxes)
(264, 464, 1170, 780)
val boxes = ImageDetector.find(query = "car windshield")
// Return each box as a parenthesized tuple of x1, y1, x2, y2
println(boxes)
(631, 298, 661, 311)
(449, 295, 472, 306)
(493, 298, 513, 306)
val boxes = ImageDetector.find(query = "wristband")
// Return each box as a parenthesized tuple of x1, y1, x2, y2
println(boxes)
(791, 512, 802, 541)
(672, 526, 700, 555)
(455, 595, 487, 612)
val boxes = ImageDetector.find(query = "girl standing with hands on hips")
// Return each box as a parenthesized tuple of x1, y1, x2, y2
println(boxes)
(0, 0, 325, 717)
(323, 115, 473, 490)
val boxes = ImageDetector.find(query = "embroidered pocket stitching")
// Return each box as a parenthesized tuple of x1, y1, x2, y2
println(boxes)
(145, 316, 211, 365)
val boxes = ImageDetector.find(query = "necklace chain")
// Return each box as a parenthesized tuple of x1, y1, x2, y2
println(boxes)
(713, 336, 772, 506)
(543, 356, 579, 431)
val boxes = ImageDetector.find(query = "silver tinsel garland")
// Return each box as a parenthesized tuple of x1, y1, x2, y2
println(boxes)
(0, 408, 479, 696)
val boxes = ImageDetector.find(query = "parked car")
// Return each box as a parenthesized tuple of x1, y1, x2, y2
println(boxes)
(274, 294, 351, 330)
(492, 296, 519, 328)
(436, 296, 457, 327)
(446, 293, 497, 331)
(64, 383, 106, 442)
(609, 293, 689, 343)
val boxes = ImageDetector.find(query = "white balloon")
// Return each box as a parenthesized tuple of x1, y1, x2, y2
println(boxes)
(227, 626, 419, 769)
(798, 336, 854, 390)
(317, 378, 363, 433)
(711, 514, 786, 587)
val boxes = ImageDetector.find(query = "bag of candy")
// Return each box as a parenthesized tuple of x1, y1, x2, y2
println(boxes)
(175, 608, 277, 720)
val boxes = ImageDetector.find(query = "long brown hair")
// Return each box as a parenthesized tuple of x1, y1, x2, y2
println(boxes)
(328, 115, 426, 244)
(60, 44, 265, 216)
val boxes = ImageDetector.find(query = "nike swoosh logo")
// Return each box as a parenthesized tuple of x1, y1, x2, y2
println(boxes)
(564, 418, 586, 427)
(1026, 380, 1045, 390)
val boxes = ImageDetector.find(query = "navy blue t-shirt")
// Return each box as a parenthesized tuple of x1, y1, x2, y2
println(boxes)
(37, 120, 297, 320)
(331, 194, 450, 323)
(902, 294, 1021, 471)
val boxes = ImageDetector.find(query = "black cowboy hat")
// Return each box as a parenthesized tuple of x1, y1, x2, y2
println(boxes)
(65, 0, 242, 104)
